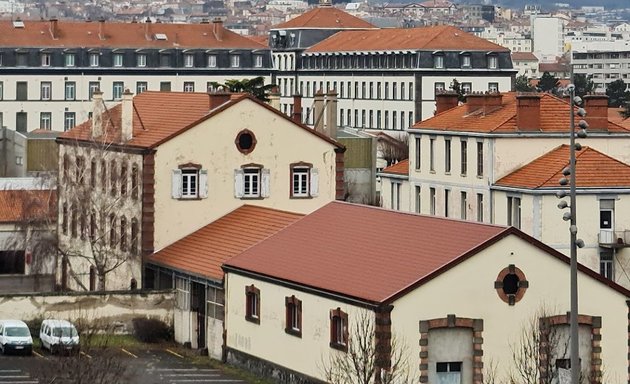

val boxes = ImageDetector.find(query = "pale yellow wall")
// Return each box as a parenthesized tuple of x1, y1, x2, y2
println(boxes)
(494, 190, 630, 289)
(391, 235, 629, 383)
(57, 143, 143, 291)
(380, 177, 411, 211)
(225, 272, 367, 381)
(153, 98, 338, 250)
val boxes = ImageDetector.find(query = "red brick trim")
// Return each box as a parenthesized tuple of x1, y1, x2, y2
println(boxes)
(418, 315, 484, 384)
(335, 148, 345, 200)
(539, 314, 602, 384)
(494, 264, 528, 305)
(329, 307, 348, 352)
(375, 305, 394, 373)
(141, 153, 155, 258)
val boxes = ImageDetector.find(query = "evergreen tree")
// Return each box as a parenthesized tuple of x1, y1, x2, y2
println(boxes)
(515, 75, 535, 92)
(605, 79, 629, 107)
(573, 74, 594, 98)
(215, 77, 276, 102)
(537, 72, 560, 93)
(449, 78, 466, 102)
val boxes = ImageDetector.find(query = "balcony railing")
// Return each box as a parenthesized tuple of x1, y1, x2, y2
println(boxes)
(599, 230, 630, 248)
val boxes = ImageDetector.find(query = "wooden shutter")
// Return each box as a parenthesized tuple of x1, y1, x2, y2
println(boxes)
(234, 169, 244, 198)
(199, 169, 209, 198)
(310, 168, 319, 197)
(171, 169, 182, 198)
(261, 168, 271, 198)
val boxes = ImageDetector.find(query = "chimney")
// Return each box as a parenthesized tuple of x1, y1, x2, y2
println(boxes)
(212, 18, 224, 41)
(98, 17, 106, 40)
(435, 92, 459, 114)
(583, 94, 609, 130)
(325, 91, 338, 139)
(49, 18, 58, 39)
(485, 93, 503, 109)
(516, 94, 541, 131)
(268, 86, 280, 110)
(292, 94, 302, 124)
(465, 93, 486, 114)
(91, 91, 104, 138)
(209, 91, 231, 110)
(144, 17, 152, 40)
(313, 91, 325, 134)
(121, 89, 134, 142)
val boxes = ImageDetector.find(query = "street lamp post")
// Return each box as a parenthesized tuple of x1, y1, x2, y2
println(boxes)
(558, 85, 587, 383)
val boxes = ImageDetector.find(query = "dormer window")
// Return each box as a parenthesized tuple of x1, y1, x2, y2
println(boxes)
(136, 54, 147, 68)
(230, 54, 240, 68)
(184, 53, 194, 68)
(461, 54, 471, 68)
(41, 53, 51, 67)
(113, 53, 123, 67)
(433, 53, 445, 69)
(207, 54, 217, 68)
(487, 54, 498, 69)
(89, 53, 99, 67)
(64, 53, 75, 67)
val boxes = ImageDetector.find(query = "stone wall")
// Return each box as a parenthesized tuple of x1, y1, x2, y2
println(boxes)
(0, 289, 173, 333)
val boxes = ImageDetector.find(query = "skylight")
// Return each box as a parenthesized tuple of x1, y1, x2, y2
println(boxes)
(154, 33, 168, 41)
(13, 20, 24, 28)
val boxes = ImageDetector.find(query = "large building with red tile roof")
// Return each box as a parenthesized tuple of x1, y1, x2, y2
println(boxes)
(223, 201, 630, 384)
(0, 18, 273, 133)
(56, 89, 344, 295)
(267, 4, 514, 132)
(380, 91, 630, 288)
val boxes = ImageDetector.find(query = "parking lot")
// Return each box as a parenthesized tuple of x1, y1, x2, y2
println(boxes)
(0, 347, 246, 384)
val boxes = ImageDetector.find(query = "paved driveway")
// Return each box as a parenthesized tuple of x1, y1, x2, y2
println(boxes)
(0, 347, 245, 384)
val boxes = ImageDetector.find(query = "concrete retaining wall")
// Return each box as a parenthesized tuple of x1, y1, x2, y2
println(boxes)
(0, 289, 174, 333)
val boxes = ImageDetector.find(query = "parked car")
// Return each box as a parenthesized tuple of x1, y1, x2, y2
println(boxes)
(39, 319, 80, 354)
(0, 320, 33, 355)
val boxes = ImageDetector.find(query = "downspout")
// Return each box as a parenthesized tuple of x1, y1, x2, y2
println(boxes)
(221, 275, 228, 363)
(489, 138, 495, 224)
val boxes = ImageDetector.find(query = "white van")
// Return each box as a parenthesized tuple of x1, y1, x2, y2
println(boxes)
(0, 320, 33, 355)
(39, 319, 80, 354)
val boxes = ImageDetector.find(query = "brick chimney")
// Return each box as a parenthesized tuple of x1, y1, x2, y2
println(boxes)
(212, 18, 224, 42)
(516, 94, 541, 131)
(121, 89, 134, 142)
(313, 91, 325, 134)
(435, 92, 459, 115)
(144, 18, 152, 40)
(325, 91, 338, 139)
(209, 91, 231, 110)
(583, 94, 609, 130)
(98, 17, 106, 41)
(465, 93, 486, 114)
(49, 18, 59, 40)
(268, 86, 280, 111)
(292, 94, 302, 124)
(91, 91, 104, 138)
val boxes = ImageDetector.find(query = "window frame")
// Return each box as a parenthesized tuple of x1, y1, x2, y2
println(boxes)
(329, 308, 348, 351)
(207, 54, 217, 68)
(65, 81, 76, 101)
(40, 112, 52, 130)
(65, 53, 75, 67)
(433, 54, 445, 69)
(285, 296, 302, 337)
(507, 196, 522, 229)
(181, 168, 200, 199)
(245, 285, 260, 324)
(243, 167, 262, 198)
(230, 54, 240, 68)
(476, 141, 484, 177)
(41, 53, 51, 67)
(40, 82, 52, 101)
(113, 53, 124, 67)
(136, 54, 147, 68)
(112, 82, 124, 100)
(184, 53, 194, 68)
(89, 52, 100, 67)
(290, 163, 312, 198)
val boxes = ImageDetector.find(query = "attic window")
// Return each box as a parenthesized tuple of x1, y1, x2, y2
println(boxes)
(13, 20, 24, 28)
(494, 264, 528, 306)
(154, 33, 168, 41)
(235, 129, 257, 154)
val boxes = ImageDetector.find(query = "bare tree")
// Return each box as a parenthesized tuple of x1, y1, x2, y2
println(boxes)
(509, 307, 580, 384)
(57, 102, 142, 291)
(378, 133, 408, 167)
(321, 309, 411, 384)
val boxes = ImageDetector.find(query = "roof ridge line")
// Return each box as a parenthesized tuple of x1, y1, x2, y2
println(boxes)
(535, 145, 571, 188)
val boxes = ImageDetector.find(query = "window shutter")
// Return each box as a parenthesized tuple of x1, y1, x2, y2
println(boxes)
(261, 168, 271, 198)
(234, 169, 244, 198)
(171, 169, 182, 199)
(199, 169, 209, 198)
(310, 168, 319, 197)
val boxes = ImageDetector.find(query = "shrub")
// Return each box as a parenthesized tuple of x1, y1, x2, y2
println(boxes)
(25, 315, 45, 338)
(131, 317, 172, 343)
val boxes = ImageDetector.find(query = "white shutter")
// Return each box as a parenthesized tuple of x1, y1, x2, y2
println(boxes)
(310, 168, 319, 197)
(199, 169, 209, 198)
(171, 169, 182, 199)
(234, 169, 244, 198)
(261, 169, 271, 198)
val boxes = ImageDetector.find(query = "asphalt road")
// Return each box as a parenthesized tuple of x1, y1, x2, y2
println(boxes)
(0, 347, 246, 384)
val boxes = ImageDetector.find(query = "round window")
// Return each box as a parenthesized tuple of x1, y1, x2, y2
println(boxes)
(495, 265, 528, 305)
(235, 130, 257, 154)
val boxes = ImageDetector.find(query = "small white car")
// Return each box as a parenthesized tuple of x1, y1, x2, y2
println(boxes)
(0, 320, 33, 355)
(39, 319, 80, 354)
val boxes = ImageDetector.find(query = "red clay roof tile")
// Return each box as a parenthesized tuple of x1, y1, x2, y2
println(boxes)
(495, 145, 630, 189)
(146, 205, 303, 280)
(381, 159, 409, 176)
(413, 92, 630, 133)
(511, 52, 538, 61)
(0, 20, 267, 49)
(0, 190, 57, 223)
(59, 92, 344, 150)
(273, 6, 375, 29)
(306, 25, 509, 53)
(225, 201, 508, 303)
